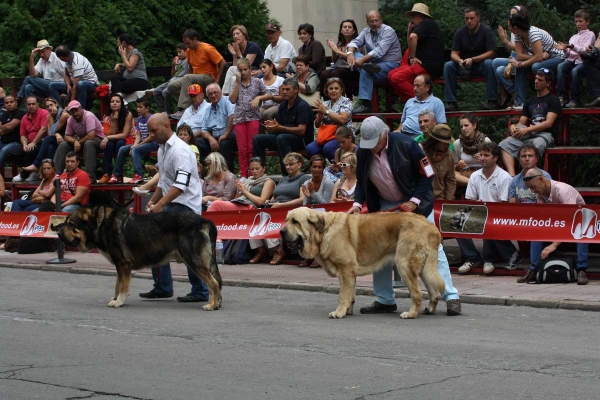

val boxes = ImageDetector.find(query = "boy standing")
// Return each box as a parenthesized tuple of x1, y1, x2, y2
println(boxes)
(153, 44, 190, 114)
(555, 10, 596, 108)
(109, 98, 157, 183)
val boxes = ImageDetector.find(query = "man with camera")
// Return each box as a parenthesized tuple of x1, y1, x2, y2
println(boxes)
(583, 35, 600, 107)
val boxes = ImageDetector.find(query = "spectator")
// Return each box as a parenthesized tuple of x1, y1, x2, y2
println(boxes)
(583, 34, 600, 107)
(49, 45, 99, 109)
(388, 3, 445, 102)
(330, 151, 357, 202)
(258, 59, 284, 122)
(555, 10, 596, 108)
(393, 74, 446, 138)
(197, 83, 238, 172)
(52, 151, 91, 212)
(16, 40, 65, 102)
(253, 78, 314, 174)
(288, 55, 320, 100)
(153, 43, 189, 114)
(453, 113, 491, 190)
(22, 97, 69, 176)
(0, 87, 5, 111)
(347, 10, 402, 113)
(264, 23, 297, 77)
(307, 77, 353, 161)
(0, 96, 26, 169)
(421, 124, 456, 200)
(177, 84, 210, 140)
(228, 58, 269, 178)
(517, 168, 589, 285)
(169, 29, 226, 120)
(457, 142, 518, 275)
(11, 159, 56, 212)
(499, 68, 560, 176)
(222, 25, 264, 95)
(323, 126, 357, 183)
(110, 97, 156, 184)
(412, 109, 453, 151)
(12, 97, 49, 182)
(348, 116, 461, 316)
(505, 13, 564, 110)
(509, 144, 551, 204)
(493, 5, 529, 109)
(97, 93, 135, 183)
(250, 152, 310, 265)
(298, 154, 334, 268)
(443, 7, 497, 111)
(110, 33, 148, 95)
(53, 100, 105, 183)
(139, 113, 208, 303)
(321, 19, 361, 98)
(207, 156, 275, 213)
(297, 23, 326, 75)
(201, 152, 236, 211)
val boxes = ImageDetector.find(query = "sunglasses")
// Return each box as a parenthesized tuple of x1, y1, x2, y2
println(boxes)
(339, 162, 351, 167)
(523, 174, 542, 182)
(538, 68, 550, 74)
(249, 157, 263, 163)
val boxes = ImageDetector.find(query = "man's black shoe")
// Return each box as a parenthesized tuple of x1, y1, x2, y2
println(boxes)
(359, 301, 397, 314)
(176, 293, 209, 303)
(354, 103, 373, 114)
(445, 102, 459, 112)
(139, 289, 173, 299)
(481, 101, 498, 110)
(361, 63, 382, 74)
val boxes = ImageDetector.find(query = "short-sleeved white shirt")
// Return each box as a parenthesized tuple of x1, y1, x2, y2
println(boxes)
(35, 52, 66, 82)
(264, 37, 297, 68)
(466, 165, 512, 202)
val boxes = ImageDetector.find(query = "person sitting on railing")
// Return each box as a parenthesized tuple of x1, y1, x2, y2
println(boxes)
(11, 97, 49, 182)
(499, 68, 561, 176)
(582, 31, 600, 107)
(16, 40, 65, 104)
(320, 19, 361, 99)
(452, 113, 491, 191)
(153, 43, 189, 115)
(49, 45, 99, 109)
(264, 23, 297, 78)
(222, 25, 264, 95)
(297, 23, 326, 75)
(11, 159, 56, 212)
(110, 34, 148, 96)
(0, 96, 26, 171)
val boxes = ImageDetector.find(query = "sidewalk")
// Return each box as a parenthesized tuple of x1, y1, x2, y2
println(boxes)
(1, 245, 599, 312)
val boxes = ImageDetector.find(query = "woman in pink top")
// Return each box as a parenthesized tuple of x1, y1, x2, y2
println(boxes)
(11, 159, 56, 211)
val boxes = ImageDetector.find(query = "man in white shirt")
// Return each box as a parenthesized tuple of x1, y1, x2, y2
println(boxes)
(177, 84, 210, 138)
(264, 23, 297, 77)
(17, 40, 65, 102)
(140, 113, 209, 302)
(457, 141, 518, 275)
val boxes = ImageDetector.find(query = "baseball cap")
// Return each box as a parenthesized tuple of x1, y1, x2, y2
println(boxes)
(66, 100, 82, 111)
(35, 39, 52, 50)
(188, 84, 203, 95)
(359, 116, 387, 149)
(265, 23, 280, 32)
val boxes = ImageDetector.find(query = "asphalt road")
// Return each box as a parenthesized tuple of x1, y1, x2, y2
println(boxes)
(1, 268, 598, 400)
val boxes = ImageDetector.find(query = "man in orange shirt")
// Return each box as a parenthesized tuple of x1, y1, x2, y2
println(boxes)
(169, 29, 226, 120)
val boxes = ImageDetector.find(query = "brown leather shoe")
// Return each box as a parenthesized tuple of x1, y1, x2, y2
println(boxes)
(248, 247, 266, 264)
(577, 270, 589, 285)
(298, 258, 312, 267)
(269, 250, 285, 265)
(97, 173, 111, 184)
(517, 269, 537, 283)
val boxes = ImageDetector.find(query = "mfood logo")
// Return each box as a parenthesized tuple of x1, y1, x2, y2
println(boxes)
(249, 212, 281, 237)
(571, 208, 599, 240)
(20, 215, 46, 236)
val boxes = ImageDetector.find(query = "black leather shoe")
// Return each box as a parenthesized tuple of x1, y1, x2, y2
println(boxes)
(139, 289, 173, 299)
(353, 104, 373, 114)
(176, 293, 209, 303)
(481, 101, 499, 110)
(445, 102, 459, 112)
(359, 301, 397, 314)
(361, 63, 382, 74)
(584, 98, 600, 108)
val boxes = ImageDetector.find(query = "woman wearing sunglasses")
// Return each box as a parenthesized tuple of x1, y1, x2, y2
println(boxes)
(330, 152, 357, 202)
(10, 159, 56, 211)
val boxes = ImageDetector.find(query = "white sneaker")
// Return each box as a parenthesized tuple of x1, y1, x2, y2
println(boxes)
(458, 261, 477, 274)
(25, 172, 39, 182)
(505, 250, 521, 270)
(12, 172, 27, 182)
(483, 262, 495, 275)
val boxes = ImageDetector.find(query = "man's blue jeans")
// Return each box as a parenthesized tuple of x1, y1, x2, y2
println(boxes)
(557, 60, 585, 104)
(513, 58, 563, 107)
(528, 241, 588, 271)
(17, 76, 52, 99)
(48, 80, 97, 109)
(114, 142, 159, 177)
(32, 135, 58, 169)
(371, 200, 459, 304)
(0, 142, 21, 167)
(353, 52, 399, 101)
(444, 59, 497, 103)
(151, 203, 209, 298)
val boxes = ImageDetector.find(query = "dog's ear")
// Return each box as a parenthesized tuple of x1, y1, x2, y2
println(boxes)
(308, 212, 325, 233)
(51, 222, 65, 231)
(79, 207, 98, 232)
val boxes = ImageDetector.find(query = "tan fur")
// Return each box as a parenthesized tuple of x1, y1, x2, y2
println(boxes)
(281, 207, 446, 319)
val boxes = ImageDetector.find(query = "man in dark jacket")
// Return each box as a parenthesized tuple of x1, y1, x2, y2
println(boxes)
(348, 116, 461, 316)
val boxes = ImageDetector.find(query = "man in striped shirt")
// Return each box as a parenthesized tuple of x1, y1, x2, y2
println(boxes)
(49, 45, 99, 109)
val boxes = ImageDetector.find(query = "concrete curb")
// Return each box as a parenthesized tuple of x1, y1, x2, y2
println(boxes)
(2, 262, 599, 312)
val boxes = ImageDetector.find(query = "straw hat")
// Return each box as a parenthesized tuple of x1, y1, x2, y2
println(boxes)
(35, 39, 52, 50)
(405, 3, 432, 18)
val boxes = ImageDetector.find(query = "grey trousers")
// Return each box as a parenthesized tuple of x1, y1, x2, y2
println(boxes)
(53, 137, 102, 181)
(168, 74, 215, 109)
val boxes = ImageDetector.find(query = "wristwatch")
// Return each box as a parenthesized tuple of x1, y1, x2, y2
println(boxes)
(346, 51, 353, 55)
(325, 109, 330, 115)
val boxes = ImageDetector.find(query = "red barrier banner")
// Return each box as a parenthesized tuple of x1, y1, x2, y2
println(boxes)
(0, 212, 68, 238)
(435, 201, 600, 243)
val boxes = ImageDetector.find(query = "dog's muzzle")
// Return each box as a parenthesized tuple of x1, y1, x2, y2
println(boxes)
(280, 228, 303, 250)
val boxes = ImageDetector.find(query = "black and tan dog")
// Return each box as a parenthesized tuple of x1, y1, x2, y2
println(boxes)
(281, 207, 445, 319)
(53, 206, 222, 310)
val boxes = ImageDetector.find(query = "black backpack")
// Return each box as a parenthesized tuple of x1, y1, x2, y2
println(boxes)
(222, 239, 252, 265)
(535, 255, 577, 283)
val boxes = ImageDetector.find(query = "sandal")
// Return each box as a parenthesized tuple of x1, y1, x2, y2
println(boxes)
(309, 259, 320, 268)
(500, 93, 513, 109)
(270, 250, 285, 265)
(298, 258, 312, 268)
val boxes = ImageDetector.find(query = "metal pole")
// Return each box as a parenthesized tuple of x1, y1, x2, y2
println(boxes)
(46, 178, 76, 264)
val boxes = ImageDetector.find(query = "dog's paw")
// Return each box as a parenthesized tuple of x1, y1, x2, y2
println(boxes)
(329, 310, 346, 319)
(423, 307, 434, 315)
(202, 303, 219, 311)
(399, 311, 418, 319)
(108, 299, 117, 307)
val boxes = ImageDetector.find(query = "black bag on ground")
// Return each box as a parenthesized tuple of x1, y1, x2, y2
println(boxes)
(535, 255, 577, 283)
(222, 239, 252, 265)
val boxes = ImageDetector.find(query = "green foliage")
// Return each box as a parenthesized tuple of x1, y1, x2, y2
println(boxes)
(0, 0, 270, 76)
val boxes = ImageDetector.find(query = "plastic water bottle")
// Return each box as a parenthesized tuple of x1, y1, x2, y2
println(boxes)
(216, 239, 224, 265)
(330, 62, 336, 71)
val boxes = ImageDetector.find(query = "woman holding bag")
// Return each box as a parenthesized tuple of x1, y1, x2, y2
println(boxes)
(305, 77, 353, 162)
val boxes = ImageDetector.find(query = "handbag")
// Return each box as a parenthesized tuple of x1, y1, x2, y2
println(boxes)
(535, 255, 577, 283)
(316, 124, 338, 146)
(222, 239, 252, 265)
